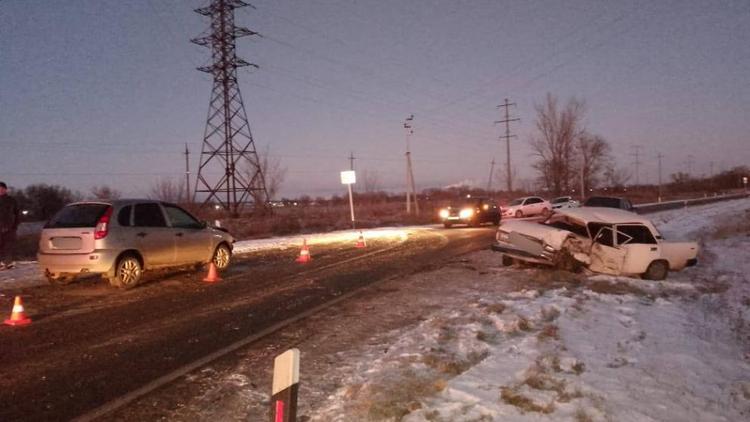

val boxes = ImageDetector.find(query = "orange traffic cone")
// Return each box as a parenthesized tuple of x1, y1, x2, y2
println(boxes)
(4, 296, 31, 326)
(296, 239, 312, 264)
(355, 231, 366, 248)
(203, 261, 222, 283)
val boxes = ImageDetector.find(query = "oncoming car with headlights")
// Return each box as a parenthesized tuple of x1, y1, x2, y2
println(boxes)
(438, 197, 500, 228)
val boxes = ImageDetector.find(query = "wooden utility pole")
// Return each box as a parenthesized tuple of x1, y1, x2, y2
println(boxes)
(657, 152, 664, 202)
(631, 145, 643, 186)
(487, 158, 496, 192)
(404, 114, 419, 215)
(494, 99, 520, 192)
(184, 143, 191, 203)
(348, 151, 356, 170)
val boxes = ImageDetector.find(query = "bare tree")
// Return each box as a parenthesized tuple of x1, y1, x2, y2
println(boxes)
(361, 169, 382, 193)
(603, 165, 632, 188)
(529, 94, 586, 196)
(576, 133, 611, 194)
(148, 178, 185, 202)
(248, 145, 287, 204)
(90, 185, 121, 200)
(494, 165, 518, 193)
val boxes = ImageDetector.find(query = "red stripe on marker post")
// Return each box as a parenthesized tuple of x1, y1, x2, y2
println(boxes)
(271, 348, 300, 422)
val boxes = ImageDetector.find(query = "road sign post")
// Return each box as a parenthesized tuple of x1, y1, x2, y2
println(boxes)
(341, 170, 356, 229)
(271, 349, 300, 422)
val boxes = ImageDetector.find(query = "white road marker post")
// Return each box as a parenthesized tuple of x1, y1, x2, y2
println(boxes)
(271, 348, 300, 422)
(341, 170, 357, 230)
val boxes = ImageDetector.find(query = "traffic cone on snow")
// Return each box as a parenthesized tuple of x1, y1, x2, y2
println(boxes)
(355, 231, 366, 248)
(203, 261, 222, 283)
(4, 296, 31, 326)
(296, 239, 312, 264)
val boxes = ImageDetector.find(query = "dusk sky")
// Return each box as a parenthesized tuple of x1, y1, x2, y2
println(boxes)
(1, 0, 749, 198)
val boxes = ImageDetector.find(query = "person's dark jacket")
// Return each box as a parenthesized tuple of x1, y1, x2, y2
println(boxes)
(0, 195, 20, 233)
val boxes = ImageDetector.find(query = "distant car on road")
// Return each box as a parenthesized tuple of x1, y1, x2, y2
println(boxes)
(501, 196, 551, 218)
(551, 196, 580, 210)
(492, 207, 698, 280)
(439, 197, 500, 228)
(582, 196, 634, 212)
(38, 200, 235, 288)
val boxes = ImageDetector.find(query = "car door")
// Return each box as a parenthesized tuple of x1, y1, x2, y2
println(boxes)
(616, 224, 661, 275)
(163, 203, 214, 264)
(588, 226, 626, 275)
(133, 202, 176, 268)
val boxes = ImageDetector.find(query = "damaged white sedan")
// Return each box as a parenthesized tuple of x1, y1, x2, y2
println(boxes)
(491, 207, 698, 280)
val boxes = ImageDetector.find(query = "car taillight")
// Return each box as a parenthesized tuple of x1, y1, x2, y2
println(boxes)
(94, 206, 113, 240)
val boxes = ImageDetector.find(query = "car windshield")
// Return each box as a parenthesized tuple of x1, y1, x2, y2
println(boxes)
(509, 198, 523, 206)
(45, 204, 110, 228)
(552, 197, 568, 204)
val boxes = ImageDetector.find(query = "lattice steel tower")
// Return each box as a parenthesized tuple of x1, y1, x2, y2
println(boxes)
(191, 0, 268, 215)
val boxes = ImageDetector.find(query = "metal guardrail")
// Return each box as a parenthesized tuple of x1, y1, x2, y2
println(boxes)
(634, 193, 750, 214)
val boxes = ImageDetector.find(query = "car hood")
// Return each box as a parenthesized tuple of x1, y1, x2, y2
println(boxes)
(498, 220, 573, 249)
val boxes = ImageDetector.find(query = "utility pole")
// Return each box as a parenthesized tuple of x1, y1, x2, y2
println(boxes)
(184, 143, 191, 203)
(686, 154, 695, 177)
(191, 0, 269, 216)
(631, 145, 643, 186)
(487, 158, 496, 192)
(494, 98, 520, 192)
(348, 151, 356, 170)
(657, 153, 664, 202)
(404, 114, 419, 215)
(579, 141, 586, 200)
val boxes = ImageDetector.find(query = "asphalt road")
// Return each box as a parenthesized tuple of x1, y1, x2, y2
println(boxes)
(0, 225, 497, 422)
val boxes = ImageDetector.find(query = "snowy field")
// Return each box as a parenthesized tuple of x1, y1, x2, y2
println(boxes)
(131, 198, 750, 421)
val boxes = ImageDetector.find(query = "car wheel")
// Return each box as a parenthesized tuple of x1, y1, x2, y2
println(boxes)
(642, 260, 669, 281)
(443, 222, 452, 229)
(501, 254, 515, 266)
(109, 254, 143, 289)
(515, 210, 523, 218)
(212, 243, 232, 270)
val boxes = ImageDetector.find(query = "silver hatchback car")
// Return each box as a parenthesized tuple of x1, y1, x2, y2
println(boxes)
(38, 199, 235, 288)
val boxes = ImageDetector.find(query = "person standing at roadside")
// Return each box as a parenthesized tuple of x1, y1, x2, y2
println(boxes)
(0, 182, 21, 270)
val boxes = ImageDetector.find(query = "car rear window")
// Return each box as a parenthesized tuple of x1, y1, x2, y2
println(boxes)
(45, 204, 110, 228)
(584, 197, 620, 208)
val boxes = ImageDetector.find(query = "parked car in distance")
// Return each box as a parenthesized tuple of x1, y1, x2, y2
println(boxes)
(551, 196, 580, 210)
(501, 196, 552, 218)
(38, 199, 235, 288)
(582, 196, 634, 212)
(439, 197, 500, 228)
(491, 207, 698, 280)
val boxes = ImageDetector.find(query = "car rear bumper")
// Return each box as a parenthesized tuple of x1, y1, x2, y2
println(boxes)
(38, 250, 119, 277)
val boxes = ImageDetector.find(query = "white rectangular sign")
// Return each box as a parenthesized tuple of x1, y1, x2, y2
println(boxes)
(340, 170, 356, 185)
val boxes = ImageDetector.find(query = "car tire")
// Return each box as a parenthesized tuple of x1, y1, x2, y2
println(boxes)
(443, 222, 452, 229)
(515, 210, 523, 218)
(501, 254, 515, 266)
(109, 254, 143, 289)
(642, 260, 669, 281)
(212, 243, 232, 270)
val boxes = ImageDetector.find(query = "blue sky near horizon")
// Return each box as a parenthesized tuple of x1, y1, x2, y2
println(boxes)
(1, 0, 749, 198)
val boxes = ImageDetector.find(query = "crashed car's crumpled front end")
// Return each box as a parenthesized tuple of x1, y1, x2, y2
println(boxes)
(492, 220, 572, 265)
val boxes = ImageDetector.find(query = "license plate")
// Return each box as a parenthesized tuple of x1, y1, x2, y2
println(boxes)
(51, 237, 83, 250)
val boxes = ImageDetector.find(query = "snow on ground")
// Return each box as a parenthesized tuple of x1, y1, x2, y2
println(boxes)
(302, 198, 750, 421)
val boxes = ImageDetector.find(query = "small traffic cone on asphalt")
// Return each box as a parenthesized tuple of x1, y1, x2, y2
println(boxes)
(296, 239, 312, 264)
(203, 261, 222, 283)
(4, 296, 31, 326)
(355, 231, 367, 248)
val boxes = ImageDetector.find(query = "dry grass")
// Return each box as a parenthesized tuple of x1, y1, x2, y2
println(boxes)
(537, 324, 560, 342)
(575, 407, 594, 422)
(500, 387, 555, 414)
(483, 302, 506, 314)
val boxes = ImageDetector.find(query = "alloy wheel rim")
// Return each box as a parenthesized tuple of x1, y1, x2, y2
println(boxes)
(120, 259, 141, 285)
(215, 247, 229, 269)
